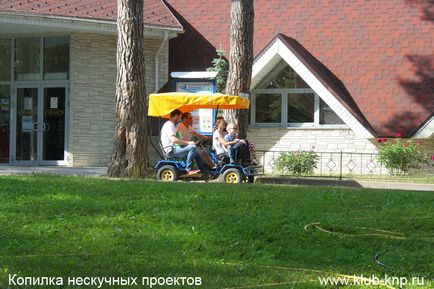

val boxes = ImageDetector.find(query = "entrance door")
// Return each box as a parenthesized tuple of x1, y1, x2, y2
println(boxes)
(14, 87, 38, 164)
(12, 86, 68, 165)
(41, 87, 67, 164)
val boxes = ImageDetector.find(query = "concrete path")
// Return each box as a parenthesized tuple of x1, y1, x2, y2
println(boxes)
(1, 167, 432, 191)
(256, 176, 434, 192)
(0, 166, 107, 177)
(356, 180, 434, 192)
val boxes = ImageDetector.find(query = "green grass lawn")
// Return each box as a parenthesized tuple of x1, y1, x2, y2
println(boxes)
(0, 175, 433, 289)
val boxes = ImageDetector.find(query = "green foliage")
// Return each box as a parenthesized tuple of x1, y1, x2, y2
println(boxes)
(207, 49, 228, 93)
(377, 138, 431, 175)
(0, 175, 433, 288)
(275, 150, 319, 175)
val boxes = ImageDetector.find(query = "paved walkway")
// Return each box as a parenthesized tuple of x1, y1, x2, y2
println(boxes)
(1, 167, 433, 191)
(357, 180, 434, 192)
(0, 166, 107, 177)
(256, 176, 434, 192)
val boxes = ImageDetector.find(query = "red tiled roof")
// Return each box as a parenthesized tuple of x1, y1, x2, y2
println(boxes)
(0, 0, 182, 30)
(166, 0, 434, 137)
(275, 34, 376, 136)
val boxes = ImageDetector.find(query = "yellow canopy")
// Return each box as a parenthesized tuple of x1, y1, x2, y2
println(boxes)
(148, 92, 250, 118)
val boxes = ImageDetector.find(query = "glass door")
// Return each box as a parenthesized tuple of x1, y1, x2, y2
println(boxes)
(0, 85, 10, 163)
(12, 85, 68, 165)
(41, 87, 66, 164)
(14, 87, 39, 163)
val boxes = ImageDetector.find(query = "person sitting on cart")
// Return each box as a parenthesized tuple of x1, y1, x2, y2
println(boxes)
(212, 118, 250, 165)
(160, 109, 205, 175)
(224, 123, 247, 164)
(225, 123, 258, 166)
(176, 112, 211, 142)
(176, 112, 216, 168)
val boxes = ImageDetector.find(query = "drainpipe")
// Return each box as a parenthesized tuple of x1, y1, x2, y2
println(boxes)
(155, 31, 169, 92)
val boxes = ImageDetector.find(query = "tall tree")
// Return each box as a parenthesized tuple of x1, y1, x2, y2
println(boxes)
(108, 0, 148, 178)
(224, 0, 254, 139)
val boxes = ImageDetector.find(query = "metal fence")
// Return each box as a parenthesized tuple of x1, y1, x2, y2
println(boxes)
(255, 150, 433, 179)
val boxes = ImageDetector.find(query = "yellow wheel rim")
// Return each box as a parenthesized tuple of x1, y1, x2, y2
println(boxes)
(161, 170, 174, 181)
(225, 172, 238, 183)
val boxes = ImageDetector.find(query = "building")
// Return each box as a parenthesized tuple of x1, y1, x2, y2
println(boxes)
(0, 0, 181, 166)
(165, 0, 433, 173)
(1, 0, 433, 173)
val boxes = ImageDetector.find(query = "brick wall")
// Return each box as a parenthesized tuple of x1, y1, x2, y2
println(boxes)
(247, 127, 377, 153)
(69, 33, 169, 166)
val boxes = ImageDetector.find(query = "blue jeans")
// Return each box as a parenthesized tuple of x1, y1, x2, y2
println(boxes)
(173, 144, 205, 171)
(227, 142, 249, 163)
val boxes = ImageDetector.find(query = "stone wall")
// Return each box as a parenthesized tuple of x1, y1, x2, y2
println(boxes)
(247, 127, 434, 175)
(69, 33, 169, 166)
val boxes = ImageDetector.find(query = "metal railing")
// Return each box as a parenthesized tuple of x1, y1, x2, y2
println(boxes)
(255, 150, 434, 179)
(255, 150, 433, 179)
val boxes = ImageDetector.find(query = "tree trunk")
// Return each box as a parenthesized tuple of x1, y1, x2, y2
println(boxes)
(107, 0, 148, 178)
(224, 0, 254, 139)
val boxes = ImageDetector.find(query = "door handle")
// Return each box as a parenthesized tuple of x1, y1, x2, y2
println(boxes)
(31, 122, 48, 132)
(32, 122, 39, 132)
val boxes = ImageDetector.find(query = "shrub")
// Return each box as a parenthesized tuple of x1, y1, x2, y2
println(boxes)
(275, 151, 319, 175)
(207, 49, 228, 93)
(377, 135, 431, 175)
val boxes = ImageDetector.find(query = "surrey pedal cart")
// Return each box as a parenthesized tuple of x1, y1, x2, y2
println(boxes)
(148, 92, 259, 183)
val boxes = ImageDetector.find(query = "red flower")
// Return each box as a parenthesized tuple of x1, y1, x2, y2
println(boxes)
(377, 138, 388, 143)
(403, 143, 409, 147)
(431, 156, 434, 161)
(395, 132, 402, 138)
(416, 140, 423, 146)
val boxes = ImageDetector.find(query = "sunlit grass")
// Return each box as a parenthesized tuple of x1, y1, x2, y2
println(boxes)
(0, 175, 433, 288)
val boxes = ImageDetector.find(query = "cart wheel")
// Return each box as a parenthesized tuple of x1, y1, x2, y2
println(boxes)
(157, 165, 178, 182)
(221, 168, 243, 184)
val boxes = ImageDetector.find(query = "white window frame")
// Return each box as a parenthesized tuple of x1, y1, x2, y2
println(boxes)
(251, 60, 347, 129)
(251, 89, 348, 128)
(0, 36, 70, 165)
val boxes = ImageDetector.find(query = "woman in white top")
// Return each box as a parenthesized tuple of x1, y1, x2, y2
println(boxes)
(212, 118, 249, 164)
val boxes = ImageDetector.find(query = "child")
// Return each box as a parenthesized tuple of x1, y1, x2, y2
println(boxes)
(224, 123, 257, 165)
(224, 123, 238, 163)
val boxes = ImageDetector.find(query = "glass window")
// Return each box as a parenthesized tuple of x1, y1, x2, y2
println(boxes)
(0, 85, 10, 163)
(43, 87, 66, 160)
(0, 39, 11, 81)
(14, 38, 41, 81)
(262, 62, 310, 89)
(43, 37, 69, 80)
(320, 99, 345, 125)
(255, 93, 281, 123)
(16, 88, 38, 161)
(288, 93, 314, 123)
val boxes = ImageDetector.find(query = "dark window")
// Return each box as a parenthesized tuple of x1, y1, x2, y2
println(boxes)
(255, 93, 281, 123)
(43, 37, 69, 80)
(263, 62, 310, 89)
(320, 99, 345, 125)
(288, 93, 314, 123)
(14, 38, 41, 81)
(0, 39, 11, 81)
